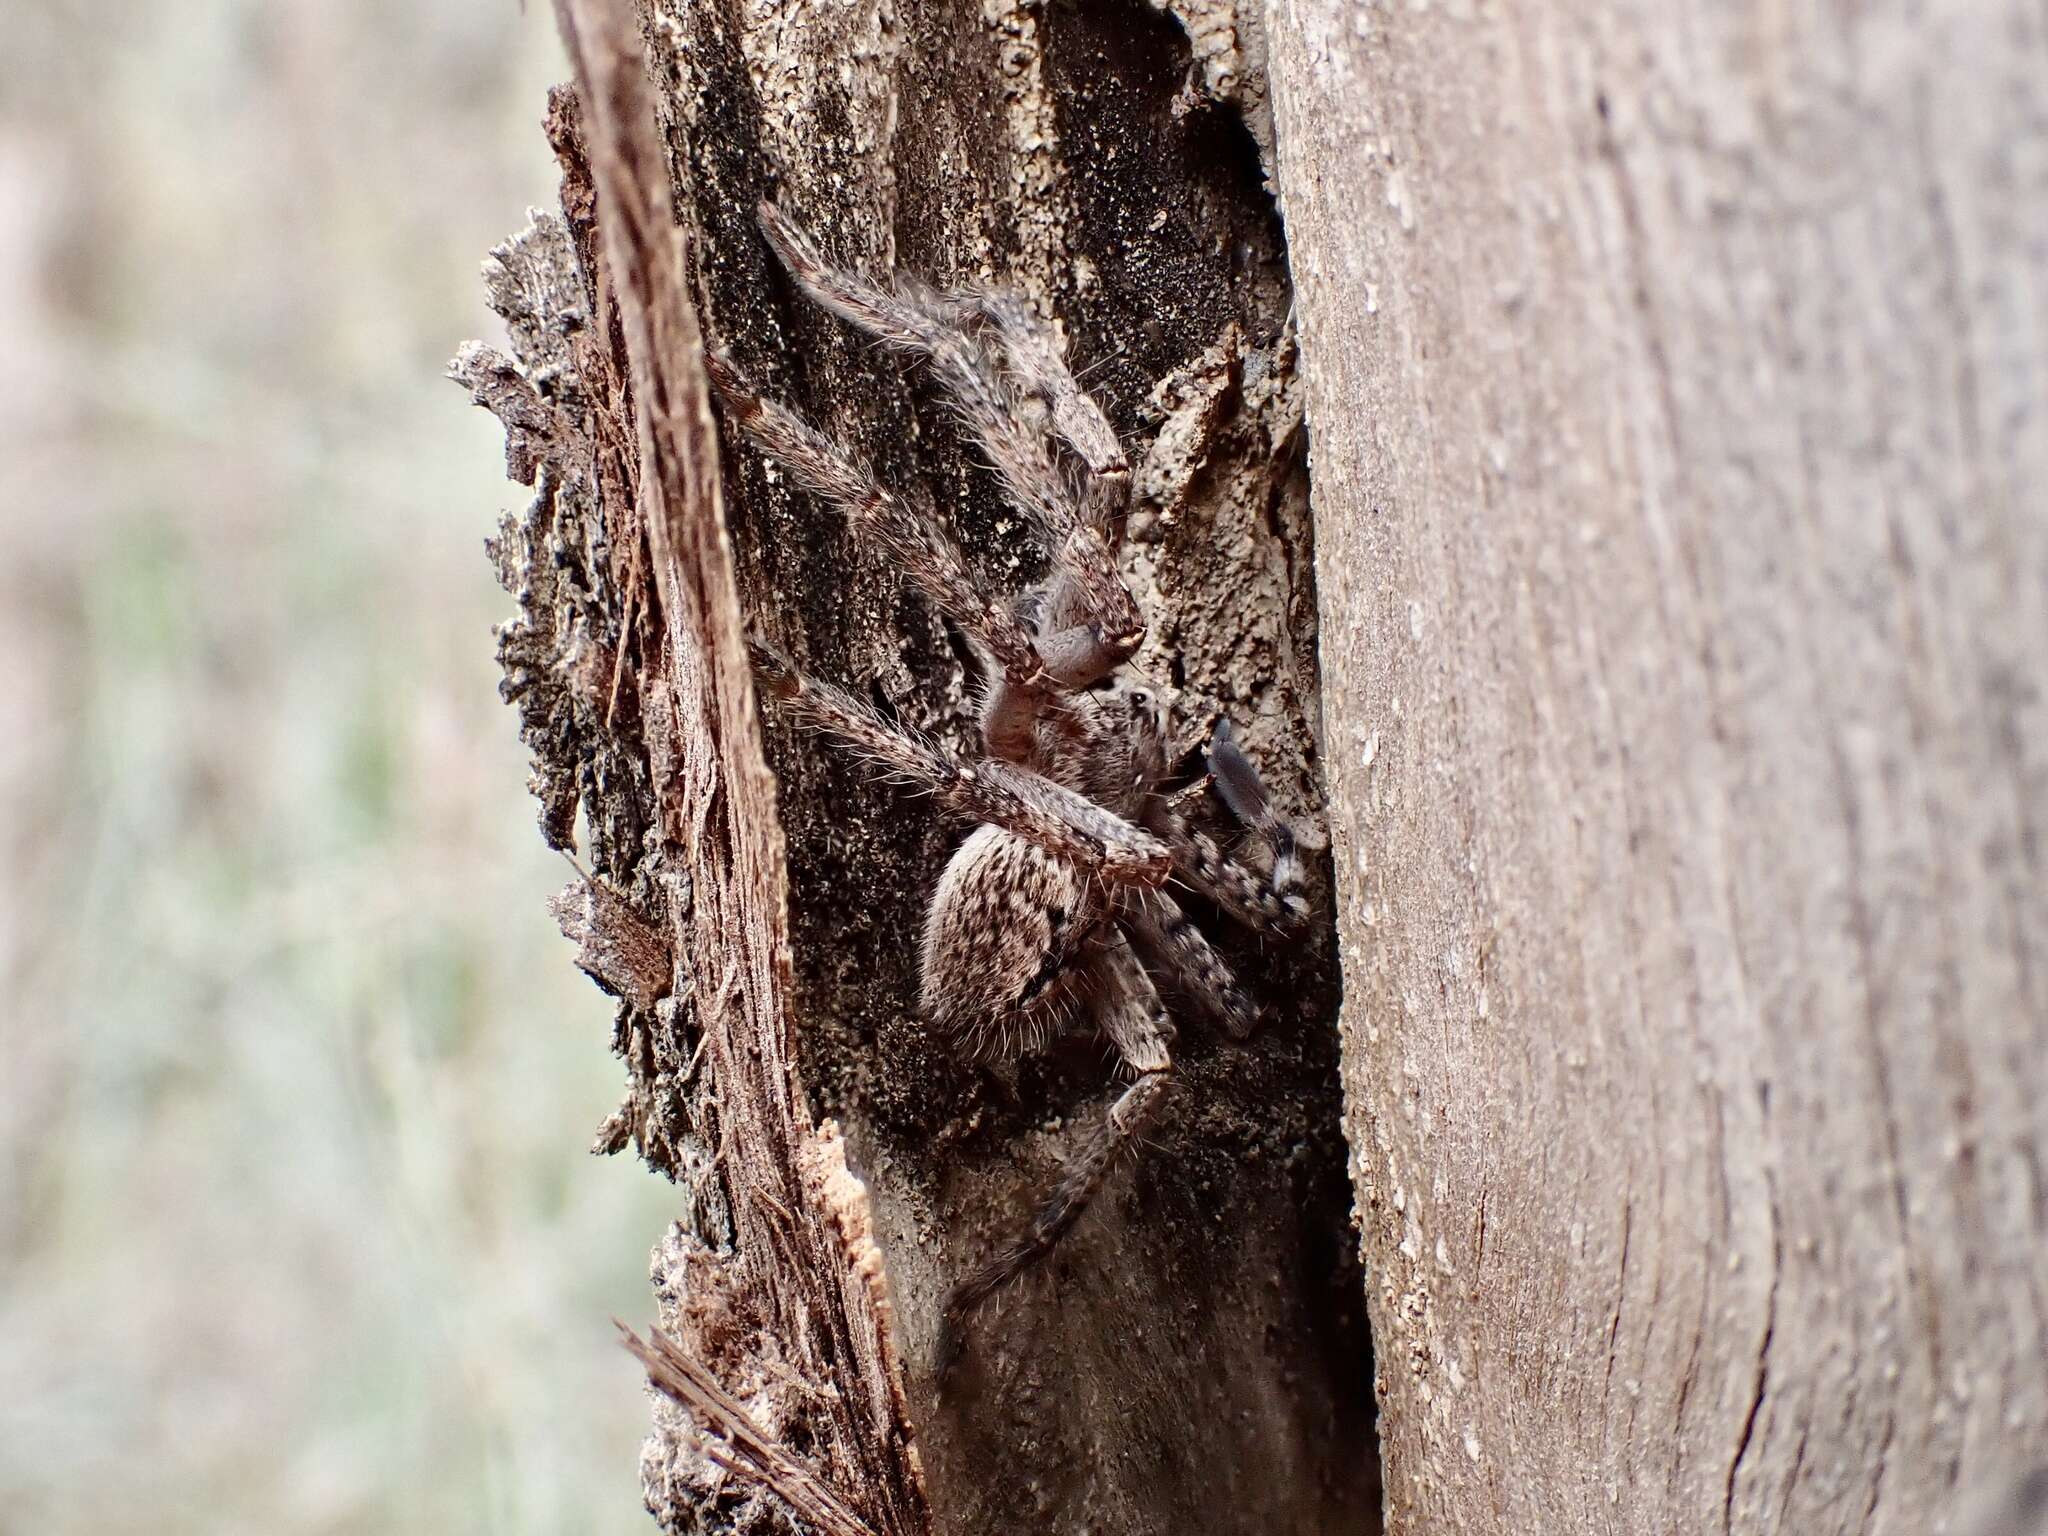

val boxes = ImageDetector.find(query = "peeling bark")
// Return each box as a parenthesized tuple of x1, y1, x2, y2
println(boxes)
(459, 0, 1374, 1531)
(1267, 0, 2048, 1531)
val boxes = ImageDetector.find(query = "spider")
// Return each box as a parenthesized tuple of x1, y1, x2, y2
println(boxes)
(707, 203, 1309, 1368)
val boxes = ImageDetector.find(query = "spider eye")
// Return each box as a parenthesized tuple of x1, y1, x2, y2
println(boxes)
(1131, 691, 1150, 708)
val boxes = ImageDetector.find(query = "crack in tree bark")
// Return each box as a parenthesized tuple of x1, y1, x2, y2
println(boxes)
(1724, 1169, 1779, 1532)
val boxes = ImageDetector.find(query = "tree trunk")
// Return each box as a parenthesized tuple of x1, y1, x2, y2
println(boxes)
(1266, 1, 2048, 1532)
(458, 0, 1374, 1532)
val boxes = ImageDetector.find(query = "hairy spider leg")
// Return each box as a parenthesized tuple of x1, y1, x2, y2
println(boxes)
(929, 289, 1146, 719)
(1092, 928, 1175, 1073)
(755, 202, 1142, 684)
(937, 938, 1174, 1378)
(751, 647, 1171, 889)
(953, 291, 1132, 529)
(1156, 815, 1310, 933)
(707, 352, 1050, 698)
(1149, 719, 1312, 933)
(1124, 886, 1259, 1039)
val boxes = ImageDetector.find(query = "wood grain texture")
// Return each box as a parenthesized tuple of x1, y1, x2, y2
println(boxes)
(555, 6, 932, 1531)
(454, 3, 933, 1529)
(1265, 0, 2048, 1530)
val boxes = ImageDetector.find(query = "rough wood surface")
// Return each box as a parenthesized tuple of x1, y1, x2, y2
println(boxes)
(1266, 0, 2048, 1531)
(458, 1, 930, 1528)
(461, 0, 1378, 1531)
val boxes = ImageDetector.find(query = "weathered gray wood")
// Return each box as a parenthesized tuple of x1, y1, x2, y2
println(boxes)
(462, 4, 933, 1530)
(1265, 0, 2048, 1530)
(464, 0, 1380, 1530)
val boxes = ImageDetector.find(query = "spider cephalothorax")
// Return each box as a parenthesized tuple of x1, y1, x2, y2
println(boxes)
(711, 203, 1308, 1366)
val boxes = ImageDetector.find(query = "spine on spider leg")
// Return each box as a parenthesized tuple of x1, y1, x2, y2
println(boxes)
(936, 1071, 1174, 1379)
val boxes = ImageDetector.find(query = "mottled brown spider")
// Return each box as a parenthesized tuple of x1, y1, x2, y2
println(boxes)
(708, 204, 1308, 1369)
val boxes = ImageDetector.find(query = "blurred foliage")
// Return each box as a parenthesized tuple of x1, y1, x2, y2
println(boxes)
(0, 3, 681, 1531)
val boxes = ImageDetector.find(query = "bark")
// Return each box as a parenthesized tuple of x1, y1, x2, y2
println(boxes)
(1267, 1, 2048, 1533)
(457, 0, 1374, 1532)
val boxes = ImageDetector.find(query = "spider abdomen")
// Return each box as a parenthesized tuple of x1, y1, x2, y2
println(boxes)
(919, 824, 1102, 1062)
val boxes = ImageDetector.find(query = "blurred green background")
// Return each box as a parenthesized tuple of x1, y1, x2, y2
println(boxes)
(0, 4, 680, 1530)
